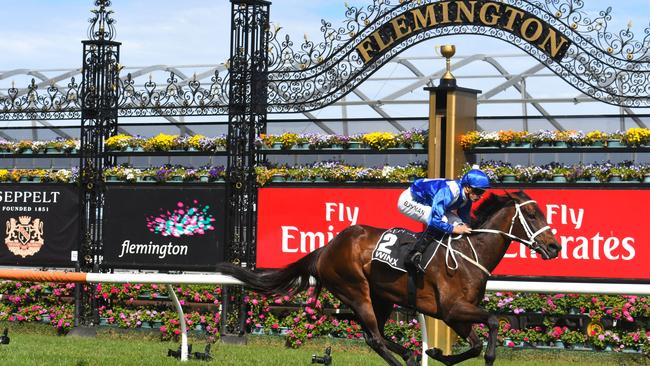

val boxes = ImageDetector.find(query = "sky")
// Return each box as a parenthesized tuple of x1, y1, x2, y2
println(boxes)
(0, 0, 646, 69)
(0, 0, 648, 118)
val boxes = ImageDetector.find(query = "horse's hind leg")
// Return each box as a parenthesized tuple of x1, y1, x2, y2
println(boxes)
(372, 298, 418, 366)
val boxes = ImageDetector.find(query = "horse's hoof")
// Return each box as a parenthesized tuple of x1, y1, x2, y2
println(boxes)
(425, 348, 443, 359)
(406, 356, 419, 366)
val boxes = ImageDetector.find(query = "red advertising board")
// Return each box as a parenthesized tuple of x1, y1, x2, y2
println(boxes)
(257, 187, 649, 282)
(256, 187, 422, 269)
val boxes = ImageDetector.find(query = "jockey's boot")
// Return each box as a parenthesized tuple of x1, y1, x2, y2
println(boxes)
(406, 231, 436, 272)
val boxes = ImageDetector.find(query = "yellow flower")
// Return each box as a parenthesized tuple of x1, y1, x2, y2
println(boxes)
(260, 134, 280, 147)
(0, 169, 9, 181)
(623, 128, 650, 146)
(362, 132, 397, 150)
(279, 133, 299, 149)
(105, 134, 133, 151)
(585, 131, 606, 143)
(189, 135, 206, 150)
(144, 133, 178, 152)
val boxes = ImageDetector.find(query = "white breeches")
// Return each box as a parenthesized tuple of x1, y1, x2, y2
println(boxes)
(397, 188, 463, 228)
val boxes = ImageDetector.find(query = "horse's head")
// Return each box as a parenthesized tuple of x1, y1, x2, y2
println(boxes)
(504, 191, 560, 260)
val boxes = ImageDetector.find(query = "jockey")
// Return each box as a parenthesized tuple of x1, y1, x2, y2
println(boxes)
(397, 167, 491, 272)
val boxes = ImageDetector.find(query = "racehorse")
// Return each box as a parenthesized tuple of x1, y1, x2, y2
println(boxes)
(216, 191, 560, 366)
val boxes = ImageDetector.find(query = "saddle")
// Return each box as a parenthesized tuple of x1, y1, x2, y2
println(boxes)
(371, 228, 444, 273)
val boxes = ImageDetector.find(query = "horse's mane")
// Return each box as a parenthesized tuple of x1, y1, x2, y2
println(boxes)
(471, 192, 515, 228)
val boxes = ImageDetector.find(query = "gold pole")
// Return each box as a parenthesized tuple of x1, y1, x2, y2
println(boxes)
(424, 45, 480, 357)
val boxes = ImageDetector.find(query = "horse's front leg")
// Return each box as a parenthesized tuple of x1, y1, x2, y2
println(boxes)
(425, 323, 482, 366)
(483, 314, 499, 366)
(439, 302, 498, 366)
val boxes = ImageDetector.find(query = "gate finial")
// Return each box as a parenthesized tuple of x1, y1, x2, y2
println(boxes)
(88, 0, 116, 41)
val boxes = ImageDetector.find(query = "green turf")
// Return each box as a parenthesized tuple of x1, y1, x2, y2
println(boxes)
(0, 323, 646, 365)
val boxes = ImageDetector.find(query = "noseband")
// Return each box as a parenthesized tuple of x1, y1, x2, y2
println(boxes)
(473, 200, 551, 252)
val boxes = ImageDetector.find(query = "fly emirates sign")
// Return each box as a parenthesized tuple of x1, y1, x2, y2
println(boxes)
(257, 188, 647, 281)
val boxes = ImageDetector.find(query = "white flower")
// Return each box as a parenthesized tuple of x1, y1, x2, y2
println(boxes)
(381, 166, 395, 178)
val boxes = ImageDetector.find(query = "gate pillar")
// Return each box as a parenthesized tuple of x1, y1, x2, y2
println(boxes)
(222, 0, 271, 338)
(78, 0, 121, 327)
(226, 0, 270, 269)
(424, 45, 481, 357)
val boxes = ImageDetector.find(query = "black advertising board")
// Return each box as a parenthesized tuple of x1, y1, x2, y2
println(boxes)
(103, 185, 226, 271)
(0, 184, 78, 267)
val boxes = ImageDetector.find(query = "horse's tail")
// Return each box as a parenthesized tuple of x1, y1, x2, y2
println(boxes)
(215, 249, 322, 297)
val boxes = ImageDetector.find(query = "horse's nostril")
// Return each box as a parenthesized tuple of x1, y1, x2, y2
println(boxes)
(549, 243, 561, 253)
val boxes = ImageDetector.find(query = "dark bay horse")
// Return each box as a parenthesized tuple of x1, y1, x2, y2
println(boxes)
(216, 191, 560, 366)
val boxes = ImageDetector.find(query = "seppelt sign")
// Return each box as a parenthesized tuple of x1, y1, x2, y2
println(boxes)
(257, 187, 648, 282)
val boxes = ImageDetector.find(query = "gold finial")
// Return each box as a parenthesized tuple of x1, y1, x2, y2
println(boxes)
(440, 45, 457, 87)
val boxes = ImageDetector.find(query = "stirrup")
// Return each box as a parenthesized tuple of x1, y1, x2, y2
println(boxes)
(407, 251, 423, 269)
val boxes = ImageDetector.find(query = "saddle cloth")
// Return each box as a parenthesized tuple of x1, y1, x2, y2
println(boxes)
(371, 228, 444, 273)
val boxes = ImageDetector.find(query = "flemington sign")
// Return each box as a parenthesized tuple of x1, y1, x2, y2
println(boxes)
(356, 0, 572, 64)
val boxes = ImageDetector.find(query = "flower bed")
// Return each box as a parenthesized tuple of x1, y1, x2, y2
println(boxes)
(0, 168, 78, 183)
(460, 129, 650, 149)
(256, 130, 427, 150)
(0, 130, 427, 154)
(3, 161, 650, 185)
(105, 134, 227, 152)
(4, 280, 650, 352)
(103, 165, 226, 183)
(464, 161, 650, 183)
(4, 128, 649, 155)
(255, 161, 426, 186)
(0, 138, 78, 154)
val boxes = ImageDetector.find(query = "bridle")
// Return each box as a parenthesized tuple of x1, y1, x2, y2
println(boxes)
(473, 199, 551, 253)
(440, 199, 552, 277)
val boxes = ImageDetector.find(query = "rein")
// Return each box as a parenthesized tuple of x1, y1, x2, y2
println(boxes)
(437, 200, 551, 277)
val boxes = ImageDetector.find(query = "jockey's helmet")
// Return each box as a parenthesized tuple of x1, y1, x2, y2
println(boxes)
(461, 169, 490, 189)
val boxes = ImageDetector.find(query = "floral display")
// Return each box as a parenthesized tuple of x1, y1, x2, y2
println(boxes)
(254, 161, 426, 186)
(0, 138, 79, 153)
(3, 279, 650, 352)
(459, 129, 650, 149)
(623, 128, 650, 146)
(464, 161, 650, 183)
(12, 128, 648, 155)
(0, 168, 78, 183)
(256, 130, 427, 150)
(2, 161, 649, 185)
(104, 134, 227, 152)
(103, 165, 226, 183)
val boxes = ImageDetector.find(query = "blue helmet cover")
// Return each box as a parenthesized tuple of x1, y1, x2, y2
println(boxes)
(461, 169, 491, 189)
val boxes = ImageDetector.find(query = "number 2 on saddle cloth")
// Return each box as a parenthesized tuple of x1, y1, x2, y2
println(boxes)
(371, 228, 445, 273)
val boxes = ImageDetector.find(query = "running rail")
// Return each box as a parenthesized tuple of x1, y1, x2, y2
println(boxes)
(0, 269, 244, 362)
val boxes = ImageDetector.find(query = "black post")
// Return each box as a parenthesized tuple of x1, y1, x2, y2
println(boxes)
(77, 0, 120, 328)
(222, 0, 270, 338)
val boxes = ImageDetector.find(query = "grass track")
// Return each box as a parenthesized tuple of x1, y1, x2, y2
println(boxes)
(0, 323, 647, 365)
